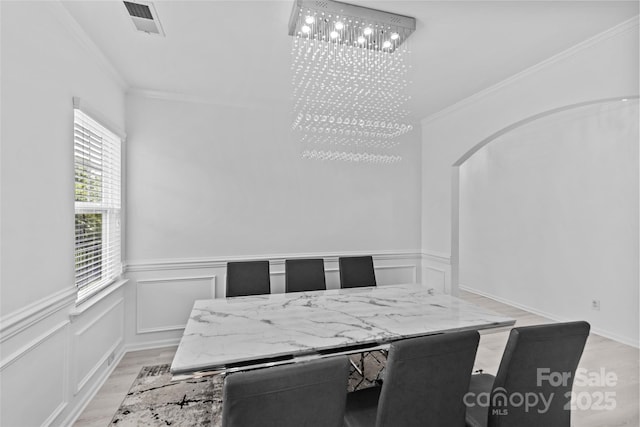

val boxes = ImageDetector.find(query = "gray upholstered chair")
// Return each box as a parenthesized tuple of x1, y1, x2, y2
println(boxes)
(285, 258, 326, 293)
(465, 321, 590, 427)
(344, 330, 481, 427)
(339, 255, 376, 288)
(225, 260, 270, 297)
(221, 356, 350, 427)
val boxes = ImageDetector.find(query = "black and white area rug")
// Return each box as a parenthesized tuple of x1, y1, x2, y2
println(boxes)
(110, 352, 386, 426)
(110, 364, 223, 426)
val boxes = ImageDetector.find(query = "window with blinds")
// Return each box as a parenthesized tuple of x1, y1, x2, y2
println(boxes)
(74, 108, 122, 301)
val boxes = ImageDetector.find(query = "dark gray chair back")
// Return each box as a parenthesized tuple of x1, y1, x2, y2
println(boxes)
(285, 258, 326, 293)
(222, 356, 350, 427)
(339, 256, 376, 288)
(377, 330, 480, 426)
(487, 321, 590, 427)
(226, 260, 270, 297)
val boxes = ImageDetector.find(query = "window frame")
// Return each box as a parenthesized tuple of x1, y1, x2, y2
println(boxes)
(73, 98, 126, 305)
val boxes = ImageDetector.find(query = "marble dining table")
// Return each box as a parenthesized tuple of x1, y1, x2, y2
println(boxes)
(170, 284, 515, 377)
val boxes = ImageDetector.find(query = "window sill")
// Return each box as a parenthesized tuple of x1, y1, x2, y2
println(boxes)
(70, 278, 128, 317)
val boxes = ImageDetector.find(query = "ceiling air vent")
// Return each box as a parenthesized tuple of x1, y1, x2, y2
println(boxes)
(123, 1, 164, 36)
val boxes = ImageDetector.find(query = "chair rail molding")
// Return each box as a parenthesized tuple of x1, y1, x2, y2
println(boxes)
(126, 250, 422, 340)
(421, 251, 451, 265)
(126, 250, 422, 273)
(0, 287, 77, 342)
(0, 319, 70, 370)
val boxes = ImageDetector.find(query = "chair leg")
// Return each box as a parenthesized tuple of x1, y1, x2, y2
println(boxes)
(351, 351, 380, 377)
(350, 357, 363, 376)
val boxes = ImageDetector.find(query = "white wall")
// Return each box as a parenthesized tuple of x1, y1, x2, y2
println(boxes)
(125, 94, 422, 261)
(460, 100, 638, 346)
(1, 2, 127, 425)
(2, 2, 422, 418)
(420, 17, 639, 345)
(3, 3, 636, 425)
(123, 93, 423, 346)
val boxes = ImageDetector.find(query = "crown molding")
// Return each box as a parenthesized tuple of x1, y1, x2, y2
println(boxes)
(49, 1, 128, 90)
(127, 88, 282, 111)
(422, 15, 640, 126)
(127, 88, 228, 107)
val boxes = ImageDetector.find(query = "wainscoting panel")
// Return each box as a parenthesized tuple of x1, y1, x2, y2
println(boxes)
(424, 266, 446, 292)
(0, 321, 69, 427)
(375, 264, 417, 285)
(421, 252, 451, 293)
(126, 251, 421, 347)
(74, 298, 124, 394)
(136, 275, 217, 334)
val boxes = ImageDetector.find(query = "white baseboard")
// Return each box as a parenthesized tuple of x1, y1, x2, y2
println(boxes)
(124, 338, 181, 353)
(62, 338, 180, 425)
(460, 284, 639, 348)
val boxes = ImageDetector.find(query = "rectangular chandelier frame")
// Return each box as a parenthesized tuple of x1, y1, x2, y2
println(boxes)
(288, 0, 416, 52)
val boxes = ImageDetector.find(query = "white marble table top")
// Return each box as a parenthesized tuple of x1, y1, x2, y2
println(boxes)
(171, 284, 514, 376)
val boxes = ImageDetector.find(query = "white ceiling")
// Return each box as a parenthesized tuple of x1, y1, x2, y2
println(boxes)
(61, 1, 639, 120)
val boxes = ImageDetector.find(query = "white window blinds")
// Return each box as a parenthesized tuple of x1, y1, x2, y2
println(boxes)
(74, 108, 122, 301)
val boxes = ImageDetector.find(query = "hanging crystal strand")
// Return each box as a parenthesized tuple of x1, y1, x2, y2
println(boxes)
(292, 8, 412, 164)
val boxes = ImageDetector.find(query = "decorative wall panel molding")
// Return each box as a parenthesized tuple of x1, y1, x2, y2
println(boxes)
(0, 320, 69, 370)
(73, 298, 124, 393)
(420, 252, 451, 293)
(0, 321, 69, 427)
(424, 266, 447, 293)
(136, 275, 217, 334)
(375, 264, 418, 285)
(128, 251, 421, 336)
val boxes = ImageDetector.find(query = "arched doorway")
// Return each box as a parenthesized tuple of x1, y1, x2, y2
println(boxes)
(450, 97, 637, 341)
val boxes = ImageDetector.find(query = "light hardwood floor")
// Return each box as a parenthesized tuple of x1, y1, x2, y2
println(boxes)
(74, 291, 639, 426)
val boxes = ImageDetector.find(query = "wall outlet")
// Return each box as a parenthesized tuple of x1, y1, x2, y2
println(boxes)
(591, 299, 601, 311)
(107, 352, 115, 366)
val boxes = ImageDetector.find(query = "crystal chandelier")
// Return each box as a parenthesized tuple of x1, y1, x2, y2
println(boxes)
(288, 0, 416, 164)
